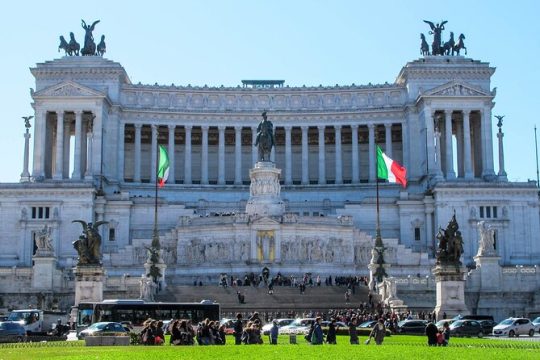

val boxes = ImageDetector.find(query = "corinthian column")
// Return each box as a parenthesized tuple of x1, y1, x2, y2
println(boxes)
(201, 126, 209, 184)
(72, 111, 83, 179)
(150, 124, 158, 183)
(444, 110, 456, 179)
(318, 125, 326, 184)
(53, 111, 64, 180)
(463, 111, 473, 179)
(334, 125, 342, 184)
(351, 124, 359, 184)
(168, 125, 176, 184)
(301, 126, 309, 185)
(118, 122, 125, 183)
(134, 124, 142, 182)
(384, 123, 392, 158)
(284, 126, 292, 185)
(368, 124, 375, 182)
(234, 126, 242, 185)
(251, 126, 258, 166)
(184, 125, 192, 184)
(20, 119, 32, 182)
(218, 126, 225, 185)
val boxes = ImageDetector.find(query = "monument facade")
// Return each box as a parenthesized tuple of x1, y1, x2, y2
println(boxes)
(0, 23, 539, 317)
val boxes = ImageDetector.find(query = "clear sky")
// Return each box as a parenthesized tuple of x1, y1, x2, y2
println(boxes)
(1, 0, 539, 183)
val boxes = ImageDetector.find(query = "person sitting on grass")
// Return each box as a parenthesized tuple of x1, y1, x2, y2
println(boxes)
(369, 318, 386, 345)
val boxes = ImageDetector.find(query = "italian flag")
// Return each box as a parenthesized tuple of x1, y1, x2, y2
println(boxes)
(377, 146, 407, 188)
(157, 145, 170, 187)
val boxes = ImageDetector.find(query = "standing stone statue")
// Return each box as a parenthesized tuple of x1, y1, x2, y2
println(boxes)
(254, 111, 275, 162)
(423, 20, 448, 55)
(477, 221, 496, 256)
(36, 224, 54, 253)
(72, 220, 108, 265)
(81, 19, 100, 56)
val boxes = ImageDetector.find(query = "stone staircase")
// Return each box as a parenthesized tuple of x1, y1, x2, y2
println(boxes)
(155, 284, 371, 313)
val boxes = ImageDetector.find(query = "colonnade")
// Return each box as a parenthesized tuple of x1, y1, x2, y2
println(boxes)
(118, 122, 405, 186)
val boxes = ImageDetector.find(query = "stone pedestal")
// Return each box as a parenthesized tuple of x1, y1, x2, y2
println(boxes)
(472, 255, 502, 291)
(74, 265, 105, 306)
(246, 162, 285, 216)
(32, 255, 56, 290)
(433, 264, 469, 319)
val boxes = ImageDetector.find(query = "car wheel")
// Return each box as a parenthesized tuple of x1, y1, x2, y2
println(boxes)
(478, 331, 484, 338)
(529, 329, 535, 337)
(509, 330, 515, 337)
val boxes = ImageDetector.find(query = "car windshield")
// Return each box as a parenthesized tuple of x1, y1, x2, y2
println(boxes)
(532, 317, 540, 324)
(499, 319, 514, 326)
(451, 320, 464, 328)
(88, 322, 108, 330)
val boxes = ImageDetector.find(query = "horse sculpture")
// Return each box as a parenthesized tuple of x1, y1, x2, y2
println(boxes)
(453, 33, 467, 55)
(420, 33, 429, 56)
(254, 111, 275, 162)
(59, 33, 80, 56)
(96, 35, 106, 56)
(442, 32, 455, 55)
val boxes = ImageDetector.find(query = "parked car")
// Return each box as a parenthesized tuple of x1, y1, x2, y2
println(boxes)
(449, 320, 484, 337)
(492, 318, 535, 337)
(478, 320, 497, 334)
(396, 320, 428, 334)
(77, 322, 128, 339)
(261, 318, 295, 335)
(531, 317, 540, 334)
(454, 314, 494, 322)
(357, 320, 377, 329)
(279, 318, 315, 334)
(0, 321, 26, 343)
(435, 319, 455, 331)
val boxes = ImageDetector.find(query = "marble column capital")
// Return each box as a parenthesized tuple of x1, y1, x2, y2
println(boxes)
(168, 124, 176, 130)
(367, 123, 375, 130)
(301, 125, 309, 131)
(151, 124, 158, 131)
(134, 123, 143, 129)
(234, 125, 243, 132)
(201, 125, 209, 131)
(351, 124, 359, 130)
(384, 123, 392, 129)
(317, 125, 325, 131)
(284, 125, 292, 131)
(218, 125, 226, 131)
(334, 125, 342, 131)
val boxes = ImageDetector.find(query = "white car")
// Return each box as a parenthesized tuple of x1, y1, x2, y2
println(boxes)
(492, 318, 535, 337)
(279, 318, 315, 335)
(532, 317, 540, 334)
(261, 318, 295, 335)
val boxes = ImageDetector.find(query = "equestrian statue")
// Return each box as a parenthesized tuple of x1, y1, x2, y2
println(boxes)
(254, 111, 275, 162)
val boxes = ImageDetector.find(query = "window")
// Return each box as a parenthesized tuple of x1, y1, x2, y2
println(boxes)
(414, 227, 421, 241)
(479, 206, 498, 219)
(109, 228, 116, 242)
(31, 206, 50, 219)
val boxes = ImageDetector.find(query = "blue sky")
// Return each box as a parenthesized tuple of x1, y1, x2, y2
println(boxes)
(1, 0, 539, 182)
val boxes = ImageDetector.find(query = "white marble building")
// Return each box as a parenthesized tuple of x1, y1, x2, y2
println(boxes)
(0, 54, 539, 315)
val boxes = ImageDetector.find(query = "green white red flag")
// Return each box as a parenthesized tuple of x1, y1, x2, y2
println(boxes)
(157, 145, 169, 187)
(376, 145, 407, 188)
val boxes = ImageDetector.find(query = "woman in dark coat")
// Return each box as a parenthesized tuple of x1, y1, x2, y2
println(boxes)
(326, 318, 337, 344)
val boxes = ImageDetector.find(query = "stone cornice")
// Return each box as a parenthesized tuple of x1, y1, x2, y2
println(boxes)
(31, 57, 131, 84)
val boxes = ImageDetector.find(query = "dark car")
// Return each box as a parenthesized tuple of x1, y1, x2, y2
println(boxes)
(0, 321, 26, 343)
(478, 320, 497, 334)
(397, 320, 428, 334)
(449, 320, 484, 337)
(77, 322, 128, 339)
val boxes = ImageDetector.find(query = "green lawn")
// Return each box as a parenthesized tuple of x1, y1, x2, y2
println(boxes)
(0, 335, 539, 360)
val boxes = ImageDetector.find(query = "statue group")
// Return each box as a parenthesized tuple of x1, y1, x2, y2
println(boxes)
(72, 220, 108, 265)
(421, 20, 467, 56)
(436, 214, 464, 265)
(59, 19, 106, 57)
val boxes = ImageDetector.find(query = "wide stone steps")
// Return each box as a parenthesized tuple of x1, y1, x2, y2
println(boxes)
(155, 285, 371, 312)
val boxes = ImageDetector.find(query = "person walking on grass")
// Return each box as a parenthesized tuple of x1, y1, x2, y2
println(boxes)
(348, 317, 359, 344)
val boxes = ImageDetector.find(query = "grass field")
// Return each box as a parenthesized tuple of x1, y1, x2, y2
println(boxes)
(0, 335, 539, 360)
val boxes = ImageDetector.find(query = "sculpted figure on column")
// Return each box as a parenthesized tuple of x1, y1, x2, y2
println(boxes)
(254, 111, 275, 162)
(72, 220, 108, 265)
